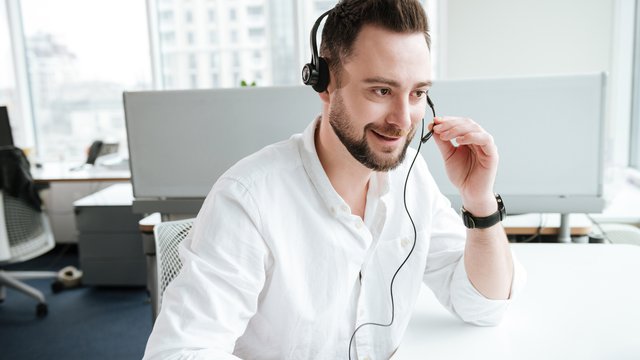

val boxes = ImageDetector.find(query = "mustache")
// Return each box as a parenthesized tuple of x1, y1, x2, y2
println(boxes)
(365, 123, 412, 138)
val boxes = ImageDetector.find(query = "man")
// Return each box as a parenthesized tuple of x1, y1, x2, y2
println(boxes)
(143, 0, 525, 359)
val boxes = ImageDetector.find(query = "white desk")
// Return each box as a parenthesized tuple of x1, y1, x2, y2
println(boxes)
(396, 244, 640, 359)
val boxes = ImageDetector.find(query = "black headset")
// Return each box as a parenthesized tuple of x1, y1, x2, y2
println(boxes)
(301, 9, 332, 93)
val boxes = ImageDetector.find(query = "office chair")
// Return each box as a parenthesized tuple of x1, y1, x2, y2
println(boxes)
(0, 190, 57, 317)
(151, 218, 194, 319)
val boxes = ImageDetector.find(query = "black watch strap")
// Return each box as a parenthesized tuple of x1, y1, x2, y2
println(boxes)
(461, 194, 507, 229)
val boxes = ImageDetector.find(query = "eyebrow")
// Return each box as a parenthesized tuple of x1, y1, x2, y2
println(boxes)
(362, 76, 432, 89)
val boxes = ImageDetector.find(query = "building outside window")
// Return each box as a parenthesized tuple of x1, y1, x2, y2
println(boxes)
(7, 0, 151, 162)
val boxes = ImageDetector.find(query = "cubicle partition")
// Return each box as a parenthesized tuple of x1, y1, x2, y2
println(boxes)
(124, 74, 606, 217)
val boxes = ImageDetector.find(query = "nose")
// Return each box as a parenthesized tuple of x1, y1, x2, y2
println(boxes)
(387, 96, 412, 131)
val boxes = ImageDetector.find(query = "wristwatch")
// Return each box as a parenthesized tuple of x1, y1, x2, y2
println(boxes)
(461, 194, 506, 229)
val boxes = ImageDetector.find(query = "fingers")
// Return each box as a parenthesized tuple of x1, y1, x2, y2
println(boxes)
(428, 116, 498, 158)
(432, 117, 494, 144)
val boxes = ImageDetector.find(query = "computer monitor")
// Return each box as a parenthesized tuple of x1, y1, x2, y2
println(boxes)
(0, 106, 14, 146)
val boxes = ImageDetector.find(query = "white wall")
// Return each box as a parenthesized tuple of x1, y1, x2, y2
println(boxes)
(438, 0, 635, 171)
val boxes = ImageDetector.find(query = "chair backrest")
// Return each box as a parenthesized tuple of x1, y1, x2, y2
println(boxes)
(0, 190, 54, 264)
(153, 218, 194, 311)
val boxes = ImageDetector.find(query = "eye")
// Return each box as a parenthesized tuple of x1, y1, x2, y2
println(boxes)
(413, 90, 427, 98)
(374, 88, 391, 96)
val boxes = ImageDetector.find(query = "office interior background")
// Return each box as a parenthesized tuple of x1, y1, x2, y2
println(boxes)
(1, 0, 640, 359)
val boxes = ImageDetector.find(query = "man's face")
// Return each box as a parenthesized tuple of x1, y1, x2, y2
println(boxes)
(327, 25, 432, 171)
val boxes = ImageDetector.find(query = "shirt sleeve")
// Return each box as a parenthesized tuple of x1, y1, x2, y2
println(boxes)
(143, 177, 271, 360)
(422, 188, 526, 327)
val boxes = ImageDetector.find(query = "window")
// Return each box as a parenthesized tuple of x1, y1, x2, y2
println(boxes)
(189, 53, 197, 69)
(161, 31, 176, 44)
(211, 73, 219, 87)
(209, 52, 219, 68)
(150, 0, 434, 91)
(630, 4, 640, 169)
(247, 6, 263, 17)
(15, 0, 152, 161)
(230, 29, 238, 43)
(160, 10, 174, 23)
(248, 27, 265, 42)
(0, 1, 21, 145)
(208, 30, 217, 45)
(4, 0, 437, 162)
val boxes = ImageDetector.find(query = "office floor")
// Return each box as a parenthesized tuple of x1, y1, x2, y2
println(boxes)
(0, 245, 152, 360)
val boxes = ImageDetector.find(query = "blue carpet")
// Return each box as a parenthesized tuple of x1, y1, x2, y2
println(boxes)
(0, 245, 152, 359)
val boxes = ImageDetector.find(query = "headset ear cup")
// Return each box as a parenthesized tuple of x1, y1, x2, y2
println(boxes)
(312, 57, 330, 93)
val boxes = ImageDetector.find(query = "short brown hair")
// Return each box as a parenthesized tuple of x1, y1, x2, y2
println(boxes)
(319, 0, 431, 84)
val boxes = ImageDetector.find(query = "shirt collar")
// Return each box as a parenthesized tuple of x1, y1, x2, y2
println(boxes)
(297, 117, 391, 214)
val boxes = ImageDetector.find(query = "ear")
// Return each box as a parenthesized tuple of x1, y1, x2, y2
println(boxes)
(318, 88, 330, 104)
(317, 68, 333, 104)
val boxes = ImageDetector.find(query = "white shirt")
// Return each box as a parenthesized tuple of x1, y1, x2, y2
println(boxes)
(143, 119, 525, 360)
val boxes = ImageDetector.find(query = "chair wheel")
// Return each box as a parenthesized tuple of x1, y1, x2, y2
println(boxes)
(51, 280, 64, 293)
(36, 303, 48, 318)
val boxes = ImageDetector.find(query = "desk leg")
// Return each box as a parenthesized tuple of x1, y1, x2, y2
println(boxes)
(558, 213, 571, 243)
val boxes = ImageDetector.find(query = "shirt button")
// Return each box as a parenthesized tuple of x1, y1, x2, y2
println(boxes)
(330, 207, 337, 216)
(401, 237, 411, 247)
(361, 356, 371, 360)
(355, 221, 363, 229)
(358, 308, 365, 317)
(341, 204, 349, 213)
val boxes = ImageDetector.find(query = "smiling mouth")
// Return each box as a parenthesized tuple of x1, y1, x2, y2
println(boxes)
(372, 129, 402, 142)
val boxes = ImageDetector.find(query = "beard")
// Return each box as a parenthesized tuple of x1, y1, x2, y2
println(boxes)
(328, 94, 416, 172)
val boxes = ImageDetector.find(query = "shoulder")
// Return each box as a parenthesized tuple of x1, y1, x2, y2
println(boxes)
(216, 133, 305, 191)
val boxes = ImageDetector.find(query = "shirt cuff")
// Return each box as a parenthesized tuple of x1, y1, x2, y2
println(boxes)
(449, 252, 527, 326)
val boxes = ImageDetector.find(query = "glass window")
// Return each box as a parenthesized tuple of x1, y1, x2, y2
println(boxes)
(248, 27, 265, 42)
(211, 73, 219, 87)
(630, 5, 640, 169)
(185, 10, 193, 24)
(0, 1, 30, 149)
(187, 31, 195, 45)
(209, 52, 218, 68)
(208, 30, 217, 45)
(160, 10, 174, 23)
(150, 0, 435, 91)
(232, 51, 240, 67)
(18, 0, 152, 162)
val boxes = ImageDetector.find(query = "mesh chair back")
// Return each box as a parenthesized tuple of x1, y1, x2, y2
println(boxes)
(153, 218, 194, 310)
(0, 191, 54, 264)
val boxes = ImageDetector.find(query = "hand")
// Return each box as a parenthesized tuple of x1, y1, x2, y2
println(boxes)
(429, 116, 499, 215)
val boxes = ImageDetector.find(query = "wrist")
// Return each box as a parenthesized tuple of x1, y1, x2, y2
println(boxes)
(461, 194, 506, 229)
(461, 194, 498, 217)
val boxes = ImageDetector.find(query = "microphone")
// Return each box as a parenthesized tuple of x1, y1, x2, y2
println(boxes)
(421, 95, 436, 143)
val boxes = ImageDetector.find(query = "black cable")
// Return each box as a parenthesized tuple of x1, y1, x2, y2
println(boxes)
(522, 214, 545, 243)
(348, 97, 435, 359)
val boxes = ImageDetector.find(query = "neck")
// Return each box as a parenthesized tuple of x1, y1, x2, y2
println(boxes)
(315, 117, 371, 218)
